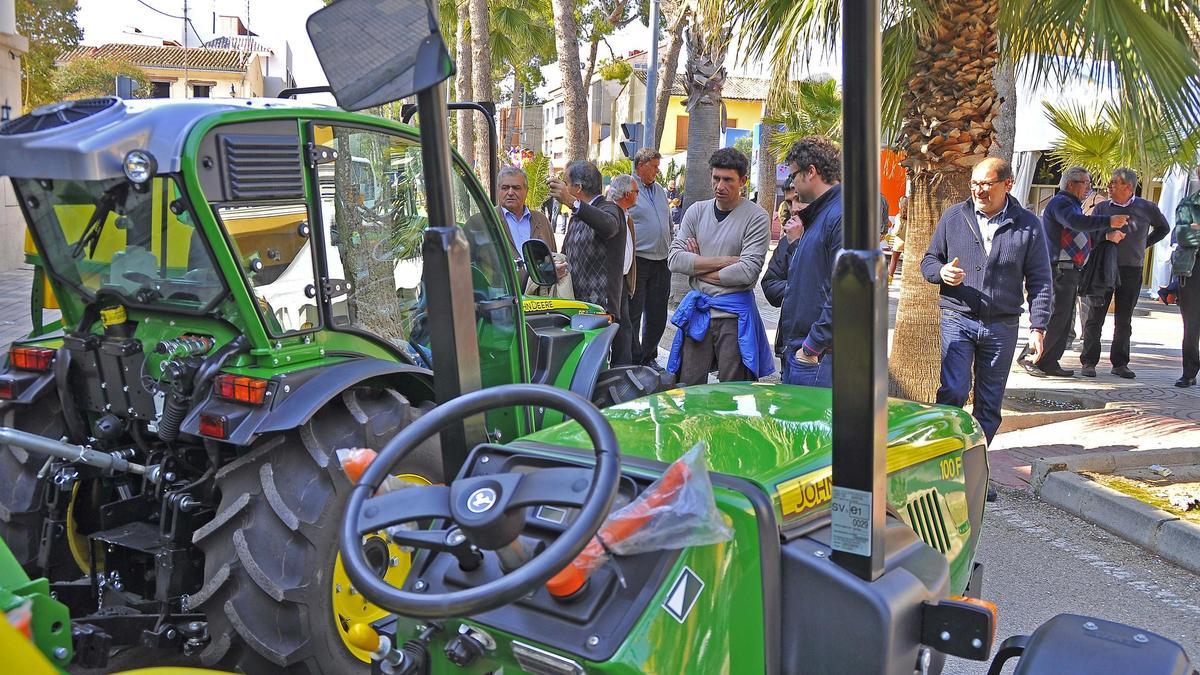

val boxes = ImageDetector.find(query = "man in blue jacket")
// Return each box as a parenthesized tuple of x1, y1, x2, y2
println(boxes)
(922, 157, 1053, 443)
(1023, 166, 1127, 378)
(778, 136, 843, 388)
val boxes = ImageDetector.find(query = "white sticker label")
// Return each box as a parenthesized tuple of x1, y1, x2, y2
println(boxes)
(831, 486, 872, 556)
(662, 566, 704, 623)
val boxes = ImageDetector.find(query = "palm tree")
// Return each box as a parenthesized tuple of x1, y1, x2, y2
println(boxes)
(468, 0, 495, 175)
(680, 0, 732, 211)
(454, 0, 475, 169)
(550, 0, 590, 161)
(651, 1, 691, 150)
(733, 0, 1200, 402)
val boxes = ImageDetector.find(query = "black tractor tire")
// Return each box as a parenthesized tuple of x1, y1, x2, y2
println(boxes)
(191, 387, 441, 674)
(0, 397, 66, 575)
(591, 365, 675, 409)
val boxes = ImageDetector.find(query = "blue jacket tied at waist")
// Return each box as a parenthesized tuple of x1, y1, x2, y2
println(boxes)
(666, 289, 775, 379)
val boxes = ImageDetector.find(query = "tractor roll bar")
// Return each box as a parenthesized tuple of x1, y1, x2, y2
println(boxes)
(831, 0, 888, 581)
(403, 101, 499, 202)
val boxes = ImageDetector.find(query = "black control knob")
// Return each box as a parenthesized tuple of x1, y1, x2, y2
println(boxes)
(443, 632, 485, 668)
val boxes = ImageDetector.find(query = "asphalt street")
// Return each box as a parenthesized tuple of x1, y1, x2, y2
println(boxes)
(945, 486, 1200, 674)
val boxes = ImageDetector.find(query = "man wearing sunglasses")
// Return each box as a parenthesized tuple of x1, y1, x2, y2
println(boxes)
(922, 157, 1052, 445)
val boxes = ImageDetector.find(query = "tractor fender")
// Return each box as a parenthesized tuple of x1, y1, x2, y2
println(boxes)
(181, 357, 434, 446)
(0, 369, 55, 406)
(567, 323, 618, 402)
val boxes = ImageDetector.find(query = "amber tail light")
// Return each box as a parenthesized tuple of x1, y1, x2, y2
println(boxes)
(213, 374, 269, 406)
(9, 346, 55, 372)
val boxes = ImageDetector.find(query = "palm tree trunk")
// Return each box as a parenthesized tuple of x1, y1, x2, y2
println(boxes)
(509, 74, 525, 150)
(990, 57, 1016, 161)
(888, 174, 968, 401)
(890, 0, 1000, 403)
(454, 2, 475, 169)
(672, 87, 722, 304)
(756, 118, 776, 215)
(551, 0, 589, 161)
(469, 0, 494, 178)
(653, 7, 688, 150)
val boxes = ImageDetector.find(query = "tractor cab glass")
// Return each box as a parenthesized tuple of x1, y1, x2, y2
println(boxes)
(15, 176, 224, 312)
(311, 124, 517, 372)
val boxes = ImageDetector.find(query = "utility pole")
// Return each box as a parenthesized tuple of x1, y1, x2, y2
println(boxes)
(183, 0, 190, 98)
(641, 0, 659, 150)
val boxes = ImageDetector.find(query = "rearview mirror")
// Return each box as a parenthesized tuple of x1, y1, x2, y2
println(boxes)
(306, 0, 454, 110)
(523, 239, 557, 287)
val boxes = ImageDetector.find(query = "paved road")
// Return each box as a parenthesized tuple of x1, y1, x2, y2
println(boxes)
(945, 486, 1200, 674)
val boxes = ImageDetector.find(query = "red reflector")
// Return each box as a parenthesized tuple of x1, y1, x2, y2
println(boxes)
(198, 413, 227, 439)
(213, 374, 269, 406)
(9, 346, 55, 372)
(0, 379, 16, 400)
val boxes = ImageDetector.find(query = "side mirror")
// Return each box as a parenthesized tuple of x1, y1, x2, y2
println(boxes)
(306, 0, 453, 110)
(522, 239, 556, 287)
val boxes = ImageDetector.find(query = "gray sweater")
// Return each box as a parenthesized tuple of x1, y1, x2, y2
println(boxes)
(668, 198, 770, 298)
(1090, 197, 1171, 267)
(627, 180, 672, 260)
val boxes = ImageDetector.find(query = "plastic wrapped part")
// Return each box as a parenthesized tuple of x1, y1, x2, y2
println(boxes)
(338, 447, 418, 495)
(547, 443, 733, 597)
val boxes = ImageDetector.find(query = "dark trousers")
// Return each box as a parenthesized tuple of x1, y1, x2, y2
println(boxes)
(628, 257, 670, 365)
(1181, 277, 1200, 379)
(677, 317, 753, 385)
(1040, 264, 1081, 370)
(612, 286, 633, 366)
(1080, 265, 1143, 368)
(781, 348, 833, 388)
(937, 310, 1019, 444)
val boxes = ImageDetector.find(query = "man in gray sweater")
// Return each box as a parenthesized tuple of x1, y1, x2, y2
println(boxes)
(667, 148, 772, 384)
(1081, 167, 1171, 378)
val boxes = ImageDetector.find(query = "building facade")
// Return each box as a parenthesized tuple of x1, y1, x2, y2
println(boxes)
(0, 0, 27, 268)
(60, 43, 265, 100)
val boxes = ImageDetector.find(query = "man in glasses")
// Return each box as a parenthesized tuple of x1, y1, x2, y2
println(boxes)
(921, 157, 1052, 445)
(1081, 168, 1171, 379)
(1020, 166, 1127, 378)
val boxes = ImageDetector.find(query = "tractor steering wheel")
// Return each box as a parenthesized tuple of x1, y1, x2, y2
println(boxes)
(339, 384, 621, 619)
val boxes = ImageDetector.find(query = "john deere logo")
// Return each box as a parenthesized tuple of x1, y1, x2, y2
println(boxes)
(467, 487, 497, 513)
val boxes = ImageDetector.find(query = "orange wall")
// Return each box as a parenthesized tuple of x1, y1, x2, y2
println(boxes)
(881, 149, 906, 216)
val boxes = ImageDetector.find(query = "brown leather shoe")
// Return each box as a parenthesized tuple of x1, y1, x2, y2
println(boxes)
(1111, 365, 1136, 379)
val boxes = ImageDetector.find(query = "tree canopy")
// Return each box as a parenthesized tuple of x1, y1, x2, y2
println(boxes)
(53, 57, 152, 101)
(16, 0, 84, 111)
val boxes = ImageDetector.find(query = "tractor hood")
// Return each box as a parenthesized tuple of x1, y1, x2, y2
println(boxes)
(0, 97, 320, 181)
(520, 382, 985, 522)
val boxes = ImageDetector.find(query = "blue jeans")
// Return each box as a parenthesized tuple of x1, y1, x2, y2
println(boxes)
(937, 310, 1019, 443)
(782, 348, 833, 388)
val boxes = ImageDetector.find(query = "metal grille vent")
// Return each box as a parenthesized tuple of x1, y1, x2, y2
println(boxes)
(905, 489, 951, 554)
(219, 133, 305, 201)
(0, 97, 120, 136)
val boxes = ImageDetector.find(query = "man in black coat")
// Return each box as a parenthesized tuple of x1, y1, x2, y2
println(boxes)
(1023, 166, 1126, 378)
(549, 161, 628, 361)
(921, 157, 1052, 444)
(1081, 167, 1171, 379)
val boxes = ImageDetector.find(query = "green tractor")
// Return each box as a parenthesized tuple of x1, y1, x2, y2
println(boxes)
(0, 35, 660, 675)
(0, 0, 1193, 674)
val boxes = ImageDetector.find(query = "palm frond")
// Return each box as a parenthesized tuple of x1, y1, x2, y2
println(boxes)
(1043, 100, 1123, 185)
(1002, 0, 1200, 133)
(764, 78, 844, 159)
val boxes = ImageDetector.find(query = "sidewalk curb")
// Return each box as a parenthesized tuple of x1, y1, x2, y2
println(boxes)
(1033, 470, 1200, 576)
(1029, 448, 1200, 493)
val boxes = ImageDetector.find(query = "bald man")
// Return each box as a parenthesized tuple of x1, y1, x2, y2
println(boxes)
(921, 157, 1052, 445)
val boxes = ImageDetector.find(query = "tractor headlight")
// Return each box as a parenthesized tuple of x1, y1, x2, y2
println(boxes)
(123, 150, 157, 184)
